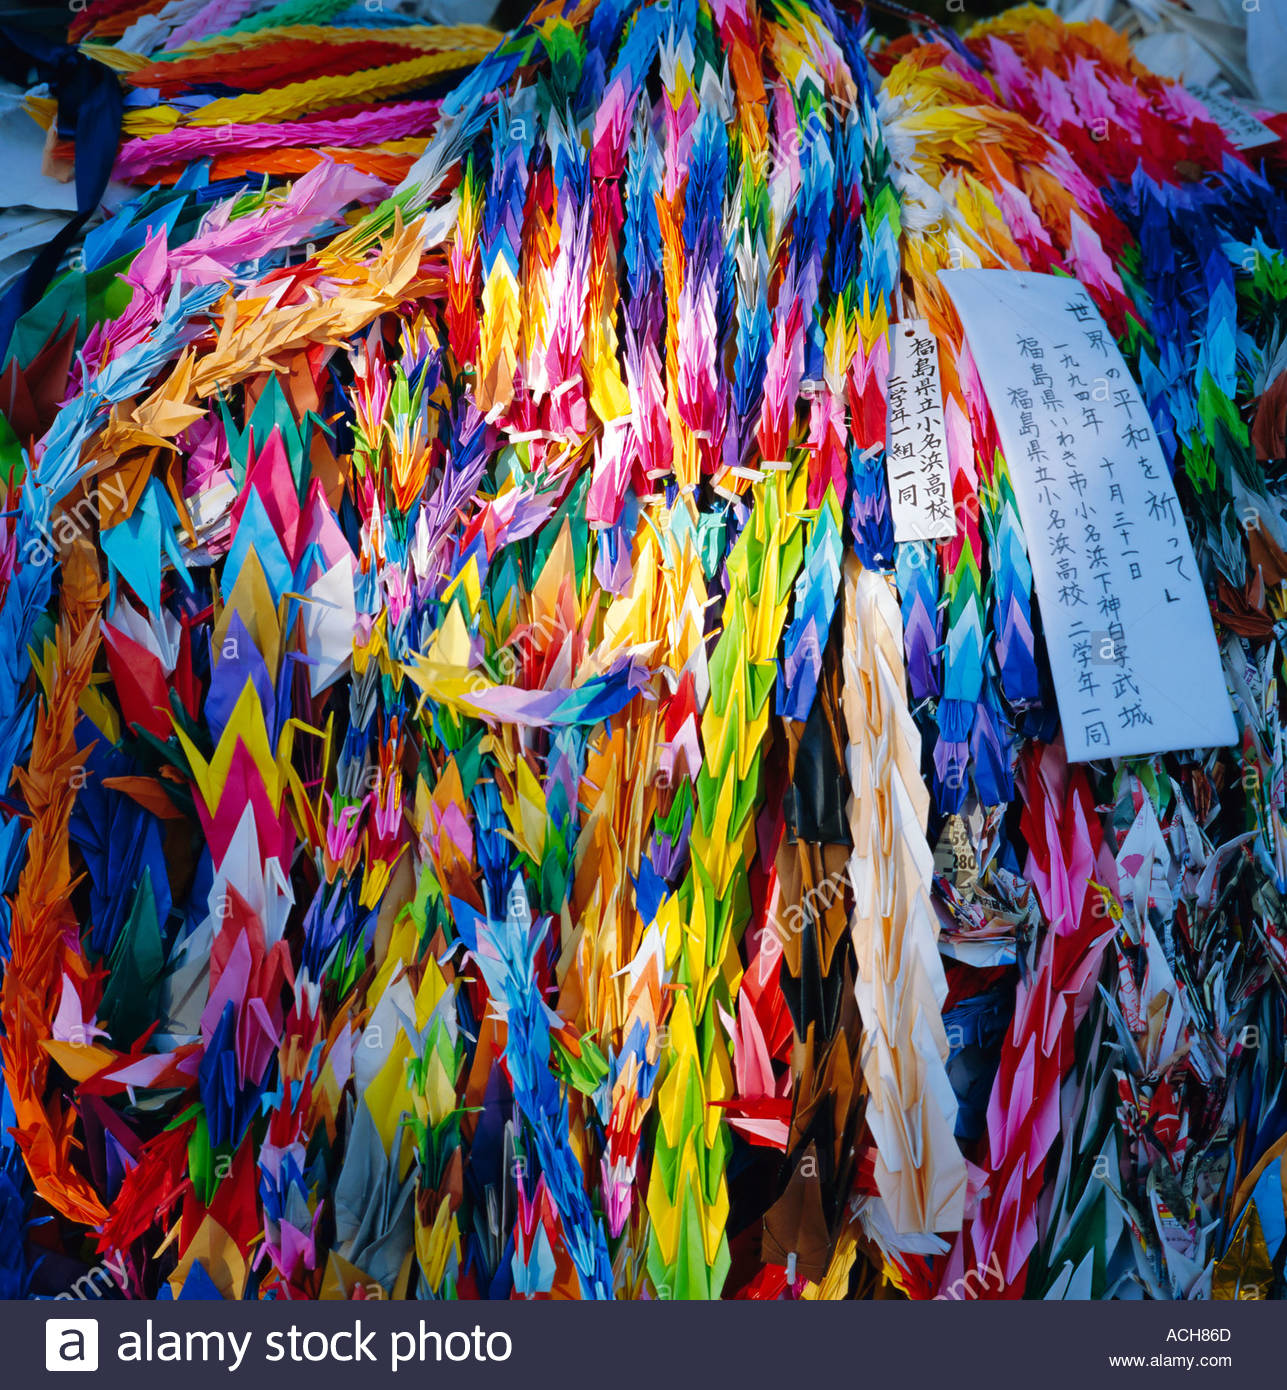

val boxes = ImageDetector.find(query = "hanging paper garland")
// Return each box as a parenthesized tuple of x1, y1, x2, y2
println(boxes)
(0, 0, 1286, 1303)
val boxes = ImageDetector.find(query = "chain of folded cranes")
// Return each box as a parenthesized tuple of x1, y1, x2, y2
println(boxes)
(0, 0, 1285, 1302)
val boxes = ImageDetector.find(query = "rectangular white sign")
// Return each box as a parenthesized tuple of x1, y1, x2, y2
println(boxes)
(1185, 84, 1277, 150)
(886, 318, 956, 542)
(939, 269, 1236, 763)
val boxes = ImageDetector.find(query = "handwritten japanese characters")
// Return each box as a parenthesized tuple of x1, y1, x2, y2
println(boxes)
(886, 319, 955, 543)
(1185, 84, 1277, 151)
(939, 270, 1236, 761)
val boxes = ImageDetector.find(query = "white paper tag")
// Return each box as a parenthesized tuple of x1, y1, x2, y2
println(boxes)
(1186, 84, 1278, 150)
(886, 318, 956, 542)
(939, 269, 1236, 763)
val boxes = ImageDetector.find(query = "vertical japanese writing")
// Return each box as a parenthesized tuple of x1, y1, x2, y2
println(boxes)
(886, 321, 955, 543)
(940, 269, 1236, 761)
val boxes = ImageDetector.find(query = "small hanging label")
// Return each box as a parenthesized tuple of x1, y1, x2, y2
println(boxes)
(1186, 84, 1278, 150)
(886, 318, 956, 543)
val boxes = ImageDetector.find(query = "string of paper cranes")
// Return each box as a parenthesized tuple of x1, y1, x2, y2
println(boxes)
(1, 0, 1286, 1302)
